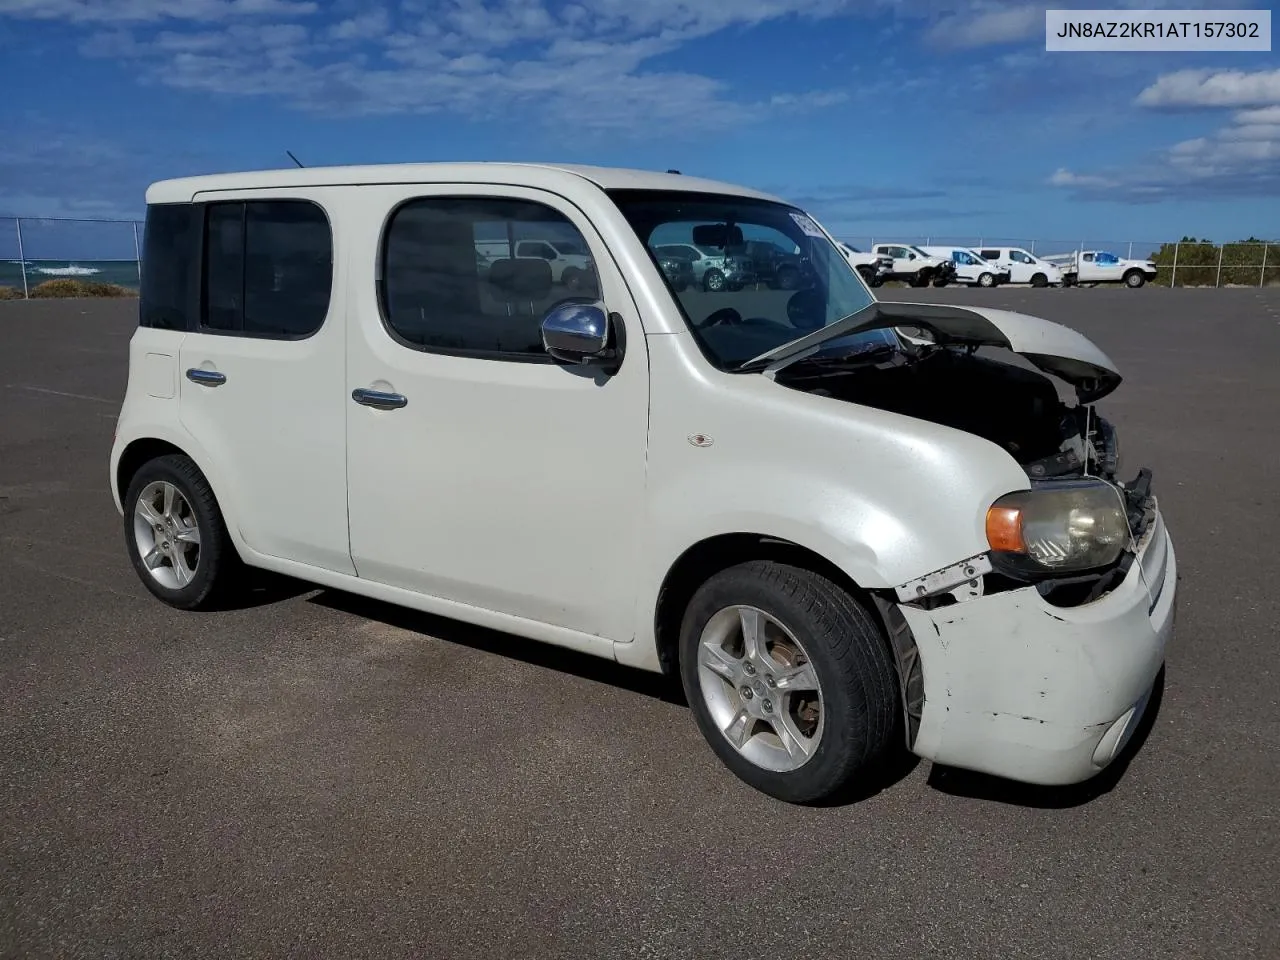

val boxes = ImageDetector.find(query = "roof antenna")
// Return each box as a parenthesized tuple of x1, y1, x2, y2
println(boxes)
(286, 150, 305, 168)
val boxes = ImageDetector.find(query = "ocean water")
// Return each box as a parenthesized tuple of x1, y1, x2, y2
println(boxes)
(0, 260, 140, 292)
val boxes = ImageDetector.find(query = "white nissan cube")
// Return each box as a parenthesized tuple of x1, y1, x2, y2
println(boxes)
(110, 163, 1176, 804)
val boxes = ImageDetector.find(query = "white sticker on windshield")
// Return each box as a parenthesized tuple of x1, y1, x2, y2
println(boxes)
(789, 212, 826, 238)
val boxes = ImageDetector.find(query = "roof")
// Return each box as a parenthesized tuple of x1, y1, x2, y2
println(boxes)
(144, 161, 786, 205)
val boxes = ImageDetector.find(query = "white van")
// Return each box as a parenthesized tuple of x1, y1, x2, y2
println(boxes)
(976, 247, 1065, 287)
(110, 163, 1175, 804)
(917, 246, 1010, 288)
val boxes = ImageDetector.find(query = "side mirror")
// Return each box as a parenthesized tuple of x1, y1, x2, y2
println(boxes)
(541, 301, 620, 368)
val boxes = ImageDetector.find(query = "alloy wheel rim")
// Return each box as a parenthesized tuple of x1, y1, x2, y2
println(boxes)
(132, 480, 201, 590)
(696, 605, 824, 773)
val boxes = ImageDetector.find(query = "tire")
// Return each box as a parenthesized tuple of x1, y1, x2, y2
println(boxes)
(123, 453, 242, 610)
(1031, 272, 1049, 288)
(867, 275, 883, 288)
(703, 269, 725, 292)
(909, 271, 929, 288)
(977, 272, 995, 288)
(1124, 269, 1146, 288)
(678, 560, 900, 804)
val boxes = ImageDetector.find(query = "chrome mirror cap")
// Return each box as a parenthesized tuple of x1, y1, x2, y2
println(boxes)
(541, 301, 612, 364)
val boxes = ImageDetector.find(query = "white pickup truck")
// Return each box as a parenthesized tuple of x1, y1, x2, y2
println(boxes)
(871, 243, 958, 288)
(477, 237, 595, 289)
(918, 246, 1011, 288)
(836, 243, 894, 287)
(1044, 250, 1159, 288)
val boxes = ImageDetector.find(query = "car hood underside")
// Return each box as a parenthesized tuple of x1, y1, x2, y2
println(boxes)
(760, 300, 1123, 403)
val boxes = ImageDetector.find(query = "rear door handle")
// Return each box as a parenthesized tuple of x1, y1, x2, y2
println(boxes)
(186, 368, 226, 386)
(351, 387, 407, 410)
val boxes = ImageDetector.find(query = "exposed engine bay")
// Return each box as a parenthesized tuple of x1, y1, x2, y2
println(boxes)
(773, 336, 1157, 606)
(777, 344, 1121, 481)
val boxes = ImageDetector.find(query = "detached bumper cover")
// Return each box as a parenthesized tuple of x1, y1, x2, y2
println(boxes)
(898, 504, 1176, 786)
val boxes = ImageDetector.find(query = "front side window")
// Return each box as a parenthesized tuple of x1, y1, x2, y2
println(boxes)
(608, 189, 876, 370)
(200, 199, 333, 338)
(380, 196, 600, 359)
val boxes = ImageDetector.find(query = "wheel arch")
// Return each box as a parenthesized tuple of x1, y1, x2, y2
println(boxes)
(114, 434, 246, 562)
(651, 531, 923, 746)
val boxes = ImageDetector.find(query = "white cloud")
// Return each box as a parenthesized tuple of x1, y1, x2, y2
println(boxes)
(1136, 68, 1280, 109)
(13, 0, 863, 136)
(1234, 105, 1280, 125)
(0, 0, 317, 22)
(924, 5, 1040, 49)
(328, 9, 388, 41)
(1048, 168, 1118, 188)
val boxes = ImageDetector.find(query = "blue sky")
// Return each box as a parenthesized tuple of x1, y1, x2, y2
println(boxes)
(0, 0, 1277, 253)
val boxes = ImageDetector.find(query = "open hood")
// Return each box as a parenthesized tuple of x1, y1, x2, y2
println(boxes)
(752, 300, 1122, 403)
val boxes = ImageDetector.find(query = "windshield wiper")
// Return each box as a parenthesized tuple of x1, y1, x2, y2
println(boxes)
(734, 302, 881, 373)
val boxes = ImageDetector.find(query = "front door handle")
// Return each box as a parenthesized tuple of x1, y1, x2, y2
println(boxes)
(351, 387, 408, 410)
(186, 368, 226, 387)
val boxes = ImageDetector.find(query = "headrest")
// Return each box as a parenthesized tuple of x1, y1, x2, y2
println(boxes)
(488, 257, 552, 299)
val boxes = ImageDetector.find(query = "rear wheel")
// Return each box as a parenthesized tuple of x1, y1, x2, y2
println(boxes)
(678, 561, 900, 804)
(1030, 272, 1049, 288)
(123, 454, 242, 610)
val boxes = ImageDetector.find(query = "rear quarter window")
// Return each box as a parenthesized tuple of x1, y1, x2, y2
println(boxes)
(139, 203, 201, 330)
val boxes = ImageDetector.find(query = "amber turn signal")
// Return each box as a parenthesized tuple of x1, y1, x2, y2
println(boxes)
(985, 504, 1026, 553)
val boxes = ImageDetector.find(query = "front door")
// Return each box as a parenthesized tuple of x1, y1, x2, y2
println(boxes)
(343, 184, 650, 643)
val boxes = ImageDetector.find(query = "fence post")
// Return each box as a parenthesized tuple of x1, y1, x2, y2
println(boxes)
(1030, 240, 1036, 254)
(1215, 245, 1224, 288)
(1127, 241, 1133, 259)
(132, 221, 142, 283)
(15, 218, 28, 300)
(1171, 241, 1179, 288)
(1261, 243, 1268, 289)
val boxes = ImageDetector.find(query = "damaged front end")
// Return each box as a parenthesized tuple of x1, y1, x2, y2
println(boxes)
(763, 301, 1159, 610)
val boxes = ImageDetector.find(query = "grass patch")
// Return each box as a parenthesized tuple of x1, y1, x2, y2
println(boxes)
(0, 285, 25, 300)
(28, 278, 137, 299)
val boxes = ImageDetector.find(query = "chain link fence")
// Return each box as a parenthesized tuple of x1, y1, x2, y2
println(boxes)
(2, 216, 1277, 299)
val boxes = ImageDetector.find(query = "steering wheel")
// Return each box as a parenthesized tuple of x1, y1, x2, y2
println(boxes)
(697, 306, 743, 329)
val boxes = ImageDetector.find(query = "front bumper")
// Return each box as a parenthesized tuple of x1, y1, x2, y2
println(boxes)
(898, 504, 1176, 786)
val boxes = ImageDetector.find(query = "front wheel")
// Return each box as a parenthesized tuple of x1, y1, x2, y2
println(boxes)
(976, 272, 995, 288)
(703, 268, 726, 292)
(1124, 269, 1146, 288)
(123, 454, 242, 610)
(678, 561, 900, 804)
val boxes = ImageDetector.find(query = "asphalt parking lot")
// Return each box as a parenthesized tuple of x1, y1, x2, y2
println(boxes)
(3, 287, 1278, 959)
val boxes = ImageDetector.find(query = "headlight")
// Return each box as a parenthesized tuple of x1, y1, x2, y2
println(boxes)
(986, 479, 1130, 573)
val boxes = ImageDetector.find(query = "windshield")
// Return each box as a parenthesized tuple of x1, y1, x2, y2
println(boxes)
(607, 189, 877, 370)
(910, 246, 932, 258)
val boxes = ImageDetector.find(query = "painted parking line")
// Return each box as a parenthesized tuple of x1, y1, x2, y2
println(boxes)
(5, 384, 116, 404)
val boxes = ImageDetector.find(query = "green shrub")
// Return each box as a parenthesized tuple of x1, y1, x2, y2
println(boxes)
(28, 278, 136, 299)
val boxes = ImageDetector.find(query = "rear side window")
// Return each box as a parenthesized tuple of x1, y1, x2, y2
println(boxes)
(139, 203, 200, 330)
(380, 196, 600, 360)
(979, 249, 1001, 260)
(200, 199, 333, 338)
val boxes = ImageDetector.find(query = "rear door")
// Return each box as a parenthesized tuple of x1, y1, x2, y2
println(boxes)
(177, 192, 354, 575)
